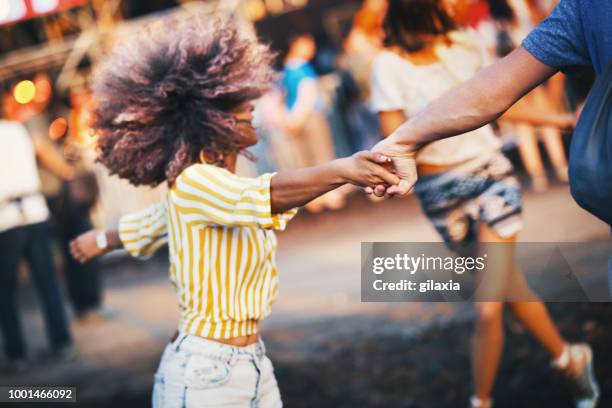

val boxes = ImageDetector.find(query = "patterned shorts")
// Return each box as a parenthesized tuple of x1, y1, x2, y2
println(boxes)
(414, 154, 523, 244)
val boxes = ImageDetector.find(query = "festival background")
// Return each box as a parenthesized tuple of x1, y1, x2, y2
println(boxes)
(0, 1, 610, 407)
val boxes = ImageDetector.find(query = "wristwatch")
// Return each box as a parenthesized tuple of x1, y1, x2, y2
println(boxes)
(95, 230, 109, 251)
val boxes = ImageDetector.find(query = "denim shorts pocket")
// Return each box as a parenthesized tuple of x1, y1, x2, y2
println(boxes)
(184, 355, 231, 390)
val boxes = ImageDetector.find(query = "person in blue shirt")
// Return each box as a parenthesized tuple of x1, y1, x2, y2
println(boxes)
(370, 1, 608, 407)
(279, 34, 346, 211)
(281, 35, 319, 112)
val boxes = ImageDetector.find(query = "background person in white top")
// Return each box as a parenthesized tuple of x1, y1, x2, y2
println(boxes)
(476, 0, 570, 192)
(369, 1, 596, 407)
(0, 118, 74, 371)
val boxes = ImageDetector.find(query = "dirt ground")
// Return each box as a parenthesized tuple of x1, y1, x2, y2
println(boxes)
(269, 303, 612, 408)
(2, 184, 610, 408)
(54, 303, 612, 408)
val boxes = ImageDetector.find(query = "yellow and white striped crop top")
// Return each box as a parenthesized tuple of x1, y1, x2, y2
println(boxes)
(118, 163, 297, 339)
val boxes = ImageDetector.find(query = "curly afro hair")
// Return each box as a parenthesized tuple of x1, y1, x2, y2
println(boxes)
(91, 17, 277, 187)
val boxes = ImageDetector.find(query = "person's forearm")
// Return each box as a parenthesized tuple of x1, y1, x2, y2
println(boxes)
(270, 160, 345, 213)
(389, 47, 557, 150)
(33, 135, 76, 181)
(105, 229, 124, 251)
(70, 227, 125, 264)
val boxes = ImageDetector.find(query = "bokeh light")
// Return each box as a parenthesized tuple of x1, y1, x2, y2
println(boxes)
(13, 80, 36, 104)
(244, 0, 266, 21)
(49, 117, 68, 140)
(33, 73, 52, 103)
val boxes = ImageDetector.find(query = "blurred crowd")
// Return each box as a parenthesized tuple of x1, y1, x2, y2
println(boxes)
(0, 0, 595, 371)
(252, 0, 593, 212)
(271, 0, 589, 184)
(1, 72, 104, 370)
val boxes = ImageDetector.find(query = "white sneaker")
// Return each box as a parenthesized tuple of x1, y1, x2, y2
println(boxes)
(470, 396, 492, 408)
(553, 343, 600, 408)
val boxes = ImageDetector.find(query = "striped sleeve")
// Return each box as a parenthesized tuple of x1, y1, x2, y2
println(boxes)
(118, 202, 168, 259)
(173, 163, 298, 230)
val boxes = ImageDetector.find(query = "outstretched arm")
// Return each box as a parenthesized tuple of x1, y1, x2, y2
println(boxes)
(373, 47, 558, 195)
(388, 47, 557, 149)
(270, 151, 399, 213)
(70, 229, 122, 264)
(173, 151, 400, 230)
(70, 202, 168, 264)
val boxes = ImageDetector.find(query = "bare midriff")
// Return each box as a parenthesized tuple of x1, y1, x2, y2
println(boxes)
(171, 329, 260, 347)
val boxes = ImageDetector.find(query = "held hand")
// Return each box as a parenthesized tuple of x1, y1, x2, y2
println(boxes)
(339, 151, 401, 188)
(369, 135, 418, 197)
(69, 230, 108, 264)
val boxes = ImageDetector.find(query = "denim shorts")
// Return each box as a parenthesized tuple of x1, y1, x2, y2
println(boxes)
(414, 154, 523, 244)
(152, 333, 282, 408)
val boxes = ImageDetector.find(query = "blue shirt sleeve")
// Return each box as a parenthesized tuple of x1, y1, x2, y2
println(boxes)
(300, 64, 317, 80)
(521, 0, 591, 73)
(282, 63, 318, 110)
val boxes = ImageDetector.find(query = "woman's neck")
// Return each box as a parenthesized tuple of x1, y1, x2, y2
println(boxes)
(224, 155, 237, 173)
(200, 151, 238, 173)
(390, 35, 449, 66)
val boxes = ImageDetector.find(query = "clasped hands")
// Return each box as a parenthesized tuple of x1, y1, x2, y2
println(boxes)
(366, 134, 418, 198)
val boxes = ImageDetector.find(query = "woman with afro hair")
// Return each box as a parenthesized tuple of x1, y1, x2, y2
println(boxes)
(69, 16, 400, 408)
